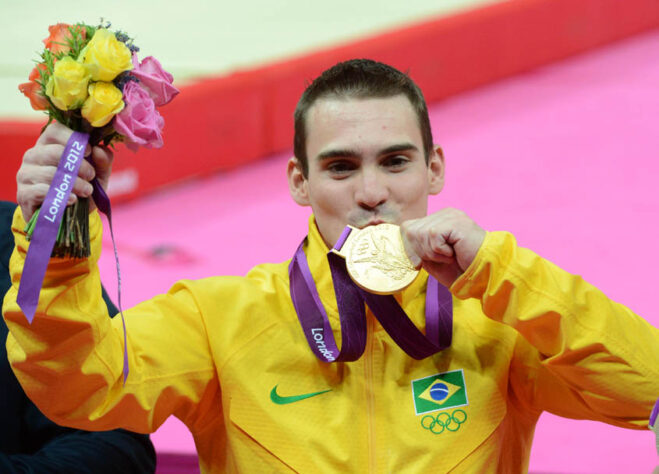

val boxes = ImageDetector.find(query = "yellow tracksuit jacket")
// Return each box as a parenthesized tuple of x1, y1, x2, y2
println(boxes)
(4, 209, 659, 473)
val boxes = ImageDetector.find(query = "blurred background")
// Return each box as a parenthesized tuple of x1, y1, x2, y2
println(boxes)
(1, 1, 658, 472)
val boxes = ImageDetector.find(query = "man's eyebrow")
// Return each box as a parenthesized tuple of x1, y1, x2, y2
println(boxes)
(317, 148, 361, 160)
(379, 143, 419, 155)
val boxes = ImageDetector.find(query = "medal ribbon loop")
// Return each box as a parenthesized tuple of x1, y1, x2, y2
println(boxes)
(289, 240, 366, 361)
(289, 229, 453, 362)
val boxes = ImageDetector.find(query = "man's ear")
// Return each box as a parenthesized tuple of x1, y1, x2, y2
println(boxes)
(427, 145, 445, 195)
(287, 157, 310, 206)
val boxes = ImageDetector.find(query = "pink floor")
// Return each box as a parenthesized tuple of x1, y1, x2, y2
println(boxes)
(98, 30, 659, 473)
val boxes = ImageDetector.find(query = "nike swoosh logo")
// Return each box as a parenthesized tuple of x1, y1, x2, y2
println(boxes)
(270, 384, 331, 405)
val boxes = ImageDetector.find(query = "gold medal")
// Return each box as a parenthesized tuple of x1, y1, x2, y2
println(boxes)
(332, 223, 419, 295)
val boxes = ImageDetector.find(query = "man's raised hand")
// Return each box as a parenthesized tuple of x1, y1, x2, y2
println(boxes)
(16, 122, 114, 221)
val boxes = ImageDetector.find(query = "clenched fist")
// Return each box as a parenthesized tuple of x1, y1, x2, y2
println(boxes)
(401, 208, 486, 287)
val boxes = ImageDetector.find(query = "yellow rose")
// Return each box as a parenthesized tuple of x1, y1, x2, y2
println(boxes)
(81, 82, 124, 127)
(81, 28, 132, 82)
(45, 56, 91, 110)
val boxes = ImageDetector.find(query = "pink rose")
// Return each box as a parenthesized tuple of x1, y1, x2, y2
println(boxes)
(114, 81, 164, 151)
(131, 54, 179, 106)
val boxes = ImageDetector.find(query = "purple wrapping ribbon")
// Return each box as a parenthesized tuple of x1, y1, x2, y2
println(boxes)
(289, 228, 453, 362)
(85, 162, 129, 384)
(18, 131, 89, 320)
(17, 131, 129, 383)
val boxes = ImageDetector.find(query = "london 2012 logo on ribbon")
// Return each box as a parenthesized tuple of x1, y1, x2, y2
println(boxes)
(411, 369, 468, 416)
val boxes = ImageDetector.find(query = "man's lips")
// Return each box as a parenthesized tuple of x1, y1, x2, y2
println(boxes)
(354, 219, 386, 228)
(367, 219, 385, 226)
(348, 209, 399, 228)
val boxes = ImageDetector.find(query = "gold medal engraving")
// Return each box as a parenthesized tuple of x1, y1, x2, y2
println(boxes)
(333, 223, 419, 294)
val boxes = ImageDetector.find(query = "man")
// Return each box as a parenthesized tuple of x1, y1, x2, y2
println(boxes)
(0, 201, 156, 473)
(4, 59, 659, 473)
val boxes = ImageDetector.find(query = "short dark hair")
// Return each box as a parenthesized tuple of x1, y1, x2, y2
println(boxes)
(293, 59, 434, 176)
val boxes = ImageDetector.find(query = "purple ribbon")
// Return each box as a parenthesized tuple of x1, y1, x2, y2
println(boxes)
(289, 228, 453, 363)
(85, 163, 129, 383)
(290, 245, 366, 362)
(18, 131, 89, 321)
(17, 131, 129, 383)
(652, 398, 659, 455)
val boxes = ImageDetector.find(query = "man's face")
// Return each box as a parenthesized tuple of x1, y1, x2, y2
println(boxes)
(289, 94, 445, 247)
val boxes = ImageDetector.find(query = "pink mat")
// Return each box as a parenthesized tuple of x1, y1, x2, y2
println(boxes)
(99, 30, 659, 473)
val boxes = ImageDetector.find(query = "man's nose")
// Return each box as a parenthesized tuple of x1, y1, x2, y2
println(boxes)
(355, 168, 388, 210)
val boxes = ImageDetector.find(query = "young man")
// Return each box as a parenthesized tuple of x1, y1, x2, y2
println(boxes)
(4, 59, 659, 473)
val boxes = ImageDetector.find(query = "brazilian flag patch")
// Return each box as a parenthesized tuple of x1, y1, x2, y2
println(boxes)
(411, 369, 468, 415)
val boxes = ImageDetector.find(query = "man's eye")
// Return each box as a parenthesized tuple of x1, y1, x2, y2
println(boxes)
(327, 161, 356, 174)
(383, 156, 409, 169)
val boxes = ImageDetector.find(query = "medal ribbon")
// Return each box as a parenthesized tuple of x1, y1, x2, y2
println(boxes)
(289, 238, 366, 361)
(289, 230, 453, 362)
(18, 131, 129, 382)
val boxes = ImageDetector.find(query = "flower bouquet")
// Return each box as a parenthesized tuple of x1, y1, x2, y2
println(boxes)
(19, 21, 178, 257)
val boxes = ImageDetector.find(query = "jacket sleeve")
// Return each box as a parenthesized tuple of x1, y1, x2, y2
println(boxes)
(2, 207, 220, 436)
(450, 231, 659, 428)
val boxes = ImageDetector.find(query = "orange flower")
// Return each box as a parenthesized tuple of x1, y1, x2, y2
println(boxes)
(43, 23, 85, 54)
(18, 63, 48, 111)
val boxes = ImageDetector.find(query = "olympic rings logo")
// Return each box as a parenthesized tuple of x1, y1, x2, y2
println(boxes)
(421, 409, 467, 434)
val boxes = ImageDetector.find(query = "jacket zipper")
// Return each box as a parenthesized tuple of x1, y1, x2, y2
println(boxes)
(364, 312, 377, 473)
